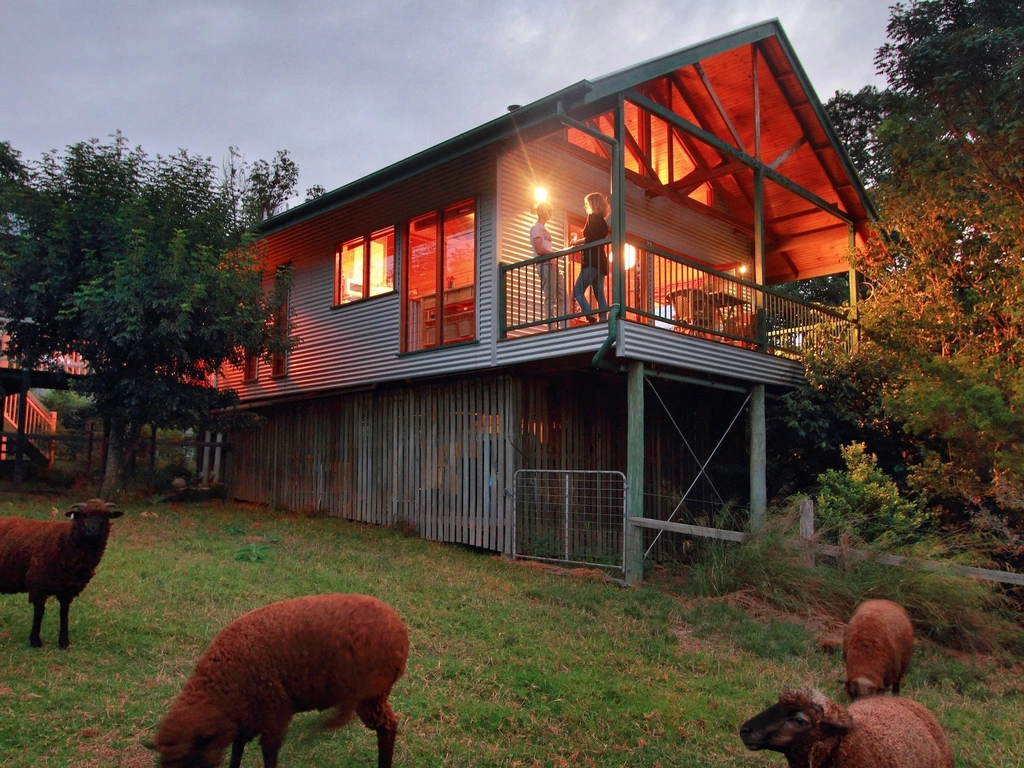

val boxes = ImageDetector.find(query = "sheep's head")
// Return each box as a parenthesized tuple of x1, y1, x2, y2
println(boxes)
(66, 499, 122, 542)
(844, 675, 880, 700)
(739, 688, 853, 763)
(146, 735, 226, 768)
(147, 698, 231, 768)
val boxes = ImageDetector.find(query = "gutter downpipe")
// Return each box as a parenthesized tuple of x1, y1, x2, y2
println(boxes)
(555, 100, 623, 371)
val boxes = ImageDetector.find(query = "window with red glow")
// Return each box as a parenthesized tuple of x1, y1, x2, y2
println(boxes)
(242, 351, 258, 382)
(404, 200, 476, 351)
(335, 226, 395, 304)
(564, 105, 712, 205)
(270, 265, 289, 377)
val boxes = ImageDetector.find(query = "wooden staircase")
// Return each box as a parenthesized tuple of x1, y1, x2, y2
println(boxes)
(1, 390, 57, 467)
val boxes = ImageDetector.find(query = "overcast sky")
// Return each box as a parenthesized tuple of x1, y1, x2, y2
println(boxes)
(2, 1, 893, 205)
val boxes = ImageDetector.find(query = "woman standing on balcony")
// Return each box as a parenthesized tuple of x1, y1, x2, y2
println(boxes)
(571, 192, 610, 323)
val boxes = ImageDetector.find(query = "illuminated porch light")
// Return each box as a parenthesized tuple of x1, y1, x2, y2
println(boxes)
(609, 243, 637, 270)
(739, 264, 748, 275)
(534, 187, 548, 204)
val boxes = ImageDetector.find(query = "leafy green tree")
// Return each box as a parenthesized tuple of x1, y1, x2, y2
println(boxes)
(221, 145, 300, 232)
(780, 0, 1024, 541)
(0, 134, 296, 491)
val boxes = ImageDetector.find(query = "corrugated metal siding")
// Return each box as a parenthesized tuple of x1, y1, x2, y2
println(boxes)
(496, 324, 609, 366)
(225, 135, 797, 405)
(618, 323, 805, 387)
(222, 150, 499, 400)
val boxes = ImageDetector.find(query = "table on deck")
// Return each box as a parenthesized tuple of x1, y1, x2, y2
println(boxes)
(665, 288, 750, 336)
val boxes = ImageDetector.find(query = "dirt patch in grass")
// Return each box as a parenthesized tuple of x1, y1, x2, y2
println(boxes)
(720, 589, 846, 652)
(510, 559, 625, 585)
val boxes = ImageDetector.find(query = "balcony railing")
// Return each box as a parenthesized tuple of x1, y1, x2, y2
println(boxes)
(0, 330, 89, 376)
(500, 237, 855, 358)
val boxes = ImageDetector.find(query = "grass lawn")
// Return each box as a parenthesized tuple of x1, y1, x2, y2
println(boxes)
(0, 495, 1021, 767)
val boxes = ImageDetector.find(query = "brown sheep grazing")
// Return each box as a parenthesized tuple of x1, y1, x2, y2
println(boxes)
(0, 499, 122, 649)
(149, 593, 409, 768)
(843, 599, 914, 699)
(739, 687, 953, 768)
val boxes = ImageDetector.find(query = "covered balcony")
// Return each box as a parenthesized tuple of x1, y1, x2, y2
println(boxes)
(494, 21, 872, 375)
(501, 237, 855, 359)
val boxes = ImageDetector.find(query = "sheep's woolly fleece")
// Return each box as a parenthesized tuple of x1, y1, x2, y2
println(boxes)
(782, 688, 953, 768)
(843, 599, 914, 697)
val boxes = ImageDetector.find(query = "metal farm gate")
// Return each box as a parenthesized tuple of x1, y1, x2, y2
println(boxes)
(512, 469, 627, 571)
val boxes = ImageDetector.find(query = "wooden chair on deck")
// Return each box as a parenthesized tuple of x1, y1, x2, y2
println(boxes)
(667, 288, 715, 337)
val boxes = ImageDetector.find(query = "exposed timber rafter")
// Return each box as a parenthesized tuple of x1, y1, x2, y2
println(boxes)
(694, 62, 746, 153)
(754, 41, 849, 207)
(624, 167, 754, 236)
(668, 159, 745, 195)
(769, 136, 808, 169)
(625, 88, 854, 225)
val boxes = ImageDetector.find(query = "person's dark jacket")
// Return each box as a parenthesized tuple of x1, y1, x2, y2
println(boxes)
(581, 212, 609, 274)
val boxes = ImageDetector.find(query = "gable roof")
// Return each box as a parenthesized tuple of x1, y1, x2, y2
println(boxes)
(263, 18, 874, 282)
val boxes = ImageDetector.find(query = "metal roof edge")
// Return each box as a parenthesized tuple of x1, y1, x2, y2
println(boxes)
(259, 81, 593, 236)
(769, 24, 879, 221)
(584, 19, 783, 101)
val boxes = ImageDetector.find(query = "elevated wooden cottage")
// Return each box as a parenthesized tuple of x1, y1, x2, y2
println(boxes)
(220, 20, 875, 582)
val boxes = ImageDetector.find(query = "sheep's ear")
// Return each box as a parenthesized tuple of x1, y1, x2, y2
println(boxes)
(108, 509, 124, 519)
(819, 709, 853, 736)
(141, 739, 156, 751)
(66, 503, 85, 519)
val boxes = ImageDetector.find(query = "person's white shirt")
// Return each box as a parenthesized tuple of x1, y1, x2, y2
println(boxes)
(530, 220, 553, 256)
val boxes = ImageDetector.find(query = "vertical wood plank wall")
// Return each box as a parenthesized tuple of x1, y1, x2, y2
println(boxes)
(228, 375, 520, 553)
(226, 371, 750, 556)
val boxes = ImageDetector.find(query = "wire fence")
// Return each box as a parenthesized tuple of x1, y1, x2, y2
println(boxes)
(513, 469, 627, 571)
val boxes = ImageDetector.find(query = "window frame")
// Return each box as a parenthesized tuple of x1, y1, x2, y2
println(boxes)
(334, 225, 396, 306)
(401, 199, 476, 352)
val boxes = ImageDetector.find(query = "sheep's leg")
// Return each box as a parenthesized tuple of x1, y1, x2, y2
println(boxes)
(57, 596, 72, 649)
(29, 596, 46, 648)
(892, 681, 901, 696)
(258, 728, 286, 768)
(357, 698, 398, 768)
(228, 735, 246, 768)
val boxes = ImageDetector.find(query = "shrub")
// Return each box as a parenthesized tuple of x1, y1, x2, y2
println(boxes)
(816, 442, 933, 546)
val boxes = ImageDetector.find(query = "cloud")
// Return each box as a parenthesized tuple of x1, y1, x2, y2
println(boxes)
(0, 0, 891, 199)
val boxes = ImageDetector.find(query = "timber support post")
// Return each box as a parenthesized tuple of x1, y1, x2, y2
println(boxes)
(749, 383, 767, 532)
(624, 361, 645, 585)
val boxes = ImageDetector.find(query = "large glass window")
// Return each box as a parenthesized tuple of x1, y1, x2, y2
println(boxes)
(335, 226, 395, 304)
(565, 104, 711, 205)
(404, 200, 476, 351)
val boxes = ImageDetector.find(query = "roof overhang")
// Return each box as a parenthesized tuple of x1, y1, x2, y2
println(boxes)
(261, 19, 875, 283)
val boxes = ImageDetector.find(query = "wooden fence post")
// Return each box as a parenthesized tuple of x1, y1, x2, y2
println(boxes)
(799, 497, 814, 541)
(799, 497, 815, 566)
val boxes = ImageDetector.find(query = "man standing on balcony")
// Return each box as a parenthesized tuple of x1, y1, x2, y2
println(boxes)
(530, 201, 569, 330)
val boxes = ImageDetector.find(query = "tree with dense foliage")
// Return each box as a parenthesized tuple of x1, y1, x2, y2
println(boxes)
(0, 134, 297, 490)
(774, 0, 1024, 555)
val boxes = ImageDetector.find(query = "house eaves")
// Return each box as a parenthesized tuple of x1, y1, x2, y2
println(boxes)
(259, 81, 593, 236)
